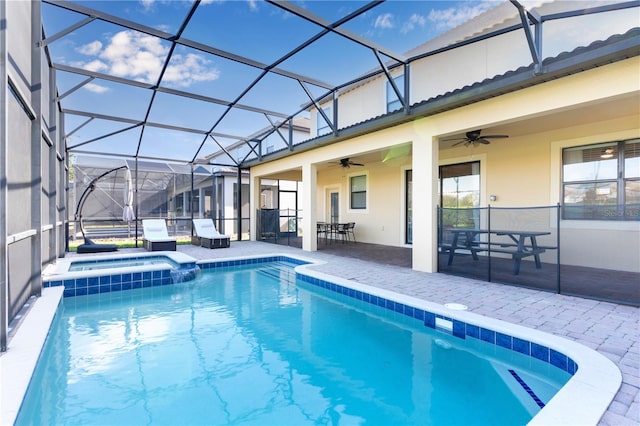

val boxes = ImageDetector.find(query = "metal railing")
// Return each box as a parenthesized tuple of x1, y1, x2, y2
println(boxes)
(256, 209, 302, 247)
(438, 205, 638, 306)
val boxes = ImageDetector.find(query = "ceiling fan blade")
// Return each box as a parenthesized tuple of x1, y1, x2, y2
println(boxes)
(351, 163, 364, 166)
(452, 140, 468, 147)
(477, 139, 491, 144)
(482, 134, 509, 139)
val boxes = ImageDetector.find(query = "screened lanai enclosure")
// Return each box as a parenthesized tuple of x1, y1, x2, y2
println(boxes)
(71, 156, 249, 247)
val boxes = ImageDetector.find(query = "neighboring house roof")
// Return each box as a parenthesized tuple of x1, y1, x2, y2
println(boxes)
(212, 167, 251, 177)
(403, 1, 543, 58)
(202, 116, 310, 165)
(249, 26, 640, 167)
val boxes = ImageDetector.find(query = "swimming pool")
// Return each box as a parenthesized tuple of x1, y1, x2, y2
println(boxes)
(4, 255, 621, 425)
(16, 259, 583, 425)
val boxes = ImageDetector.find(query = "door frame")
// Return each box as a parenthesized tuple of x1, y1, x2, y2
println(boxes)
(323, 185, 341, 223)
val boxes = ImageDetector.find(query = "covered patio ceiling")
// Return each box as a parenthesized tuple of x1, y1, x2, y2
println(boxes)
(41, 0, 640, 169)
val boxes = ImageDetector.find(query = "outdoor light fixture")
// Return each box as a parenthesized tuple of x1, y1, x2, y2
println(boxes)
(600, 148, 614, 159)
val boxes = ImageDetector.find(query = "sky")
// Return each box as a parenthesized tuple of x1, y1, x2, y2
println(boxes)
(41, 0, 638, 164)
(47, 1, 499, 96)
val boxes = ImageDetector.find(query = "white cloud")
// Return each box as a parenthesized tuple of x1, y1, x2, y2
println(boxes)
(140, 0, 155, 10)
(374, 13, 394, 30)
(81, 59, 108, 73)
(84, 83, 109, 94)
(164, 53, 221, 87)
(401, 13, 426, 34)
(428, 2, 495, 30)
(101, 32, 167, 81)
(77, 40, 102, 56)
(72, 30, 220, 87)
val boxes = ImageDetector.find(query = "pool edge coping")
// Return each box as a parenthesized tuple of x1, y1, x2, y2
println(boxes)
(0, 286, 64, 426)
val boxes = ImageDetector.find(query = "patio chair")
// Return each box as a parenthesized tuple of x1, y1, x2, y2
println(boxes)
(347, 222, 356, 242)
(192, 219, 230, 249)
(142, 219, 177, 251)
(335, 223, 350, 243)
(317, 222, 329, 244)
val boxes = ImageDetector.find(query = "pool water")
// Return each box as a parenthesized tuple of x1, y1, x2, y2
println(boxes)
(68, 256, 178, 271)
(18, 261, 570, 425)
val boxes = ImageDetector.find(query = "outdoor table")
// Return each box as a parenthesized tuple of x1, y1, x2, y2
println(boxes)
(317, 222, 352, 243)
(443, 228, 552, 275)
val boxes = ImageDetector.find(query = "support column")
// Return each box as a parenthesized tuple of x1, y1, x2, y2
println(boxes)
(236, 167, 242, 241)
(301, 162, 317, 252)
(182, 190, 188, 216)
(412, 135, 439, 272)
(31, 0, 42, 296)
(0, 0, 8, 352)
(249, 173, 260, 241)
(48, 63, 57, 262)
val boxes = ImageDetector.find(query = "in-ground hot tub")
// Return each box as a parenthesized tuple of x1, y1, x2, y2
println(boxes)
(42, 252, 200, 297)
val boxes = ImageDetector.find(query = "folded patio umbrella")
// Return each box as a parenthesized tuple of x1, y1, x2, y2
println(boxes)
(123, 168, 135, 222)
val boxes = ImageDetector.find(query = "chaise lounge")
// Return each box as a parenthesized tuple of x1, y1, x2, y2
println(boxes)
(142, 219, 177, 251)
(192, 219, 231, 249)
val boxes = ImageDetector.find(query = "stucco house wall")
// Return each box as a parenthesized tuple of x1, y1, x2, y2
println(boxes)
(311, 18, 546, 135)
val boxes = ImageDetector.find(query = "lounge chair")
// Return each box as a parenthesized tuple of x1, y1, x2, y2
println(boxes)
(142, 219, 177, 251)
(192, 219, 230, 249)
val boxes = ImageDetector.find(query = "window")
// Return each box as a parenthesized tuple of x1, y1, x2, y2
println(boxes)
(350, 175, 367, 210)
(562, 139, 640, 220)
(317, 107, 331, 136)
(439, 162, 480, 209)
(439, 162, 480, 230)
(386, 75, 404, 112)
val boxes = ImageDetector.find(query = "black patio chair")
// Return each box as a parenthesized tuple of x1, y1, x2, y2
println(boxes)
(346, 222, 356, 242)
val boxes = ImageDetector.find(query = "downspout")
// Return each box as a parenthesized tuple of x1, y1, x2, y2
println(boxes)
(190, 163, 195, 236)
(135, 157, 139, 248)
(237, 167, 242, 241)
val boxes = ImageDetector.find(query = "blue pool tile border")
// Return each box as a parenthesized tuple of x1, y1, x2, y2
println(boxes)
(295, 271, 578, 376)
(197, 255, 308, 270)
(45, 268, 177, 298)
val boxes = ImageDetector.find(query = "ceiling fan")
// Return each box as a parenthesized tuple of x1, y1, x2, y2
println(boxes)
(332, 158, 364, 168)
(444, 129, 509, 147)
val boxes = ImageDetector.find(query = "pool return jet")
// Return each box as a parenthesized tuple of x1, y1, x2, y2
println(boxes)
(74, 165, 133, 254)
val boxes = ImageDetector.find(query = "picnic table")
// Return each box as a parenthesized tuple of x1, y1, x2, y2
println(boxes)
(441, 228, 555, 275)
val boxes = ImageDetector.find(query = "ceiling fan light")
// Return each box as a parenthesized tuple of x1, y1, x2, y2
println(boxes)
(600, 148, 614, 159)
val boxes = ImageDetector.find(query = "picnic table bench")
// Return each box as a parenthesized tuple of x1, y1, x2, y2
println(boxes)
(440, 228, 556, 275)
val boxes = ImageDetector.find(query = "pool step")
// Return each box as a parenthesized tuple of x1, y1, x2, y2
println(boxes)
(256, 264, 297, 285)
